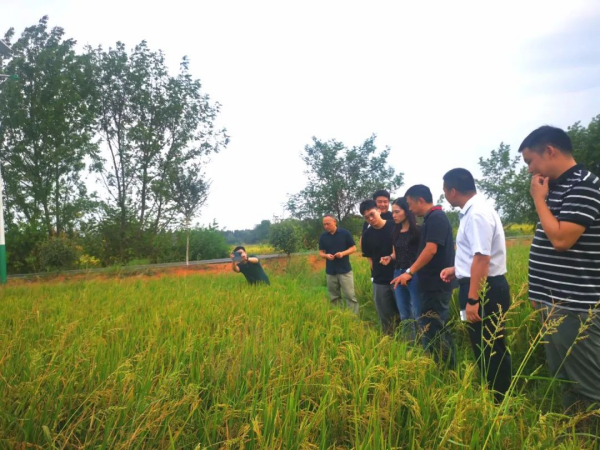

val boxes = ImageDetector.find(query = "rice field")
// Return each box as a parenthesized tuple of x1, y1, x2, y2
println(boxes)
(0, 242, 598, 449)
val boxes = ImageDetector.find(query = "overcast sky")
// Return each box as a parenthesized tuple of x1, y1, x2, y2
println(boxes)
(3, 0, 600, 230)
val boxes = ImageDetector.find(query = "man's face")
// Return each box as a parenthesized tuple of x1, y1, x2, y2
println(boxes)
(375, 196, 390, 213)
(442, 184, 459, 208)
(322, 217, 337, 234)
(522, 147, 551, 178)
(406, 196, 425, 217)
(363, 207, 381, 226)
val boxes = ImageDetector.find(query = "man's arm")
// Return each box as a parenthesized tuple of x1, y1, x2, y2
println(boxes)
(231, 259, 240, 273)
(391, 242, 438, 288)
(531, 175, 586, 251)
(247, 256, 259, 264)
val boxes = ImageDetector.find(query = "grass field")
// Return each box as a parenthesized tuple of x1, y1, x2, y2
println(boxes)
(1, 242, 598, 449)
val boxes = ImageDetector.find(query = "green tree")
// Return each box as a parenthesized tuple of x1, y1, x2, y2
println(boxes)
(568, 115, 600, 174)
(0, 17, 98, 237)
(287, 135, 403, 222)
(269, 220, 302, 257)
(477, 143, 536, 225)
(91, 41, 228, 261)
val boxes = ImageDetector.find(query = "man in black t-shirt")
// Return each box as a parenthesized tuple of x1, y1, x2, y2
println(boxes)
(393, 185, 456, 367)
(360, 199, 399, 335)
(319, 215, 359, 314)
(361, 189, 394, 235)
(230, 246, 270, 285)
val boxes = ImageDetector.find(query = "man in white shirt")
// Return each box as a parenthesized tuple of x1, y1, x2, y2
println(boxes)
(440, 168, 512, 402)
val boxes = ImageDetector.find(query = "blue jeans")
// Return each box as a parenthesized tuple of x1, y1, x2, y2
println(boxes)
(393, 268, 422, 340)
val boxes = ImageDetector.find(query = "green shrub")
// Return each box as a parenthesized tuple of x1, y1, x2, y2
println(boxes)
(34, 236, 82, 272)
(269, 220, 302, 256)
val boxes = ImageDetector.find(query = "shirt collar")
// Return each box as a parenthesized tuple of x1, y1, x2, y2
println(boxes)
(424, 206, 442, 221)
(458, 194, 479, 219)
(549, 164, 584, 189)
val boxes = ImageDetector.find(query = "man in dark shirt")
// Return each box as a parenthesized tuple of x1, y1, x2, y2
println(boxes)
(319, 215, 359, 314)
(230, 246, 270, 285)
(393, 185, 456, 367)
(360, 199, 399, 335)
(520, 125, 600, 412)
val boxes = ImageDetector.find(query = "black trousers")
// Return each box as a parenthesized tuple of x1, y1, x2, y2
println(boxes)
(459, 275, 512, 400)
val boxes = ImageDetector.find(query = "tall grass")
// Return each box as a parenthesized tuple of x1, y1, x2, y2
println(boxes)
(0, 243, 597, 448)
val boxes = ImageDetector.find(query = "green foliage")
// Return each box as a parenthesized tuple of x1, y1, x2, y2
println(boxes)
(269, 220, 302, 256)
(0, 16, 98, 237)
(34, 235, 81, 272)
(569, 114, 600, 174)
(287, 135, 404, 221)
(151, 227, 229, 263)
(4, 223, 47, 274)
(477, 143, 537, 225)
(222, 220, 271, 245)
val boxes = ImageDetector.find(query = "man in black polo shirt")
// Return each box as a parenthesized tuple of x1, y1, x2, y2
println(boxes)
(361, 199, 399, 335)
(393, 185, 456, 367)
(319, 215, 359, 314)
(520, 125, 600, 412)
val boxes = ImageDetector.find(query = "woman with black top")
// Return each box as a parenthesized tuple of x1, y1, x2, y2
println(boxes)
(381, 198, 422, 340)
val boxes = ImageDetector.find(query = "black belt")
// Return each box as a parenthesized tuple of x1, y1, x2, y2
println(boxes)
(458, 274, 506, 286)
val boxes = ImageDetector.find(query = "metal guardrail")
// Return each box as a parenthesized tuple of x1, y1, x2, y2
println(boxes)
(6, 251, 319, 280)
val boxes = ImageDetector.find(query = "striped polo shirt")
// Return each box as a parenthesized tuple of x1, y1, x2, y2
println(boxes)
(528, 164, 600, 312)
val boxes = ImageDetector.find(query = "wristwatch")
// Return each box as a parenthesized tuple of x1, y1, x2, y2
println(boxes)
(405, 268, 413, 276)
(466, 297, 480, 306)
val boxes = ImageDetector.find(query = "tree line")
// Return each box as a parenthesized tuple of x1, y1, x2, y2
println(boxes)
(0, 17, 228, 273)
(1, 17, 599, 273)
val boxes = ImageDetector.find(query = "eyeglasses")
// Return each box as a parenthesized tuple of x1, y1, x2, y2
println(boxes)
(364, 212, 377, 220)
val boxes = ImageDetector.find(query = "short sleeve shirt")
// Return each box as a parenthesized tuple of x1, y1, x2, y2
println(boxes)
(318, 228, 356, 275)
(455, 194, 507, 279)
(361, 220, 395, 284)
(417, 208, 455, 292)
(528, 165, 600, 311)
(237, 256, 270, 285)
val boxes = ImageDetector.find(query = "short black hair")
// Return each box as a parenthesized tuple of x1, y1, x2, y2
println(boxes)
(443, 168, 477, 194)
(359, 199, 377, 215)
(372, 189, 390, 200)
(518, 125, 573, 154)
(233, 246, 246, 253)
(404, 185, 433, 204)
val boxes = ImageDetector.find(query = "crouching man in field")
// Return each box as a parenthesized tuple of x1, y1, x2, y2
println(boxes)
(319, 214, 359, 314)
(230, 246, 271, 285)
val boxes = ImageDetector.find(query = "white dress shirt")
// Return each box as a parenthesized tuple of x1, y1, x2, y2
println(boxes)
(455, 194, 507, 279)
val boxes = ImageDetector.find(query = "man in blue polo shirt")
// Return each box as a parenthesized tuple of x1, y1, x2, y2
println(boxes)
(319, 215, 359, 314)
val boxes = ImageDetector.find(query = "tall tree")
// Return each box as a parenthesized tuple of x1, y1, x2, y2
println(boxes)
(91, 41, 228, 259)
(0, 17, 97, 237)
(477, 143, 536, 225)
(287, 135, 403, 221)
(568, 115, 600, 174)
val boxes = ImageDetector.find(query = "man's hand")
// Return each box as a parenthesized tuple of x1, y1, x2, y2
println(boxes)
(334, 252, 345, 259)
(326, 254, 335, 261)
(466, 301, 481, 322)
(530, 174, 550, 203)
(380, 256, 392, 266)
(440, 267, 456, 283)
(391, 272, 412, 288)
